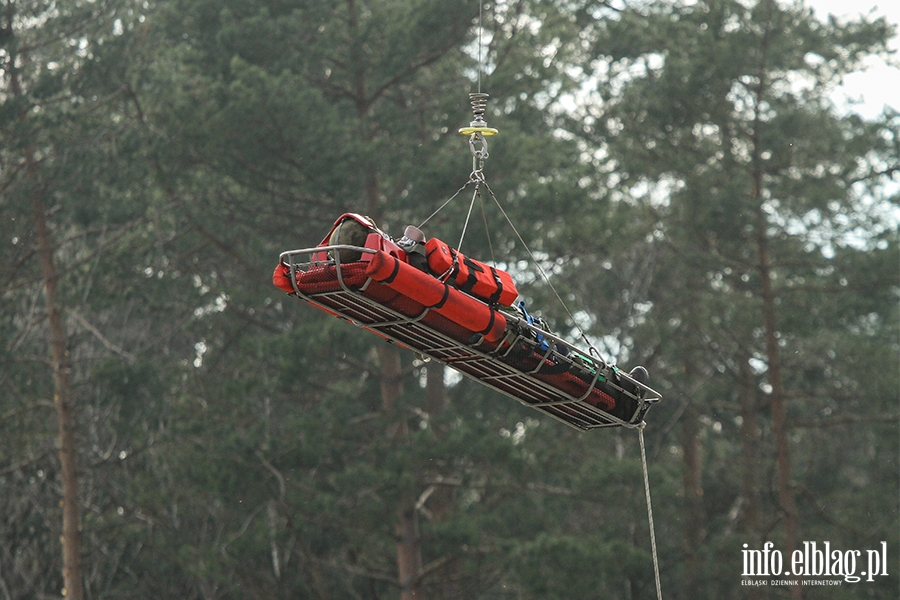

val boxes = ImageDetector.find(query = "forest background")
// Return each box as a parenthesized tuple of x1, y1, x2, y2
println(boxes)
(1, 0, 897, 598)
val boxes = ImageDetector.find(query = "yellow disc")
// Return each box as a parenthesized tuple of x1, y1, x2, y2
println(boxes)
(458, 126, 499, 136)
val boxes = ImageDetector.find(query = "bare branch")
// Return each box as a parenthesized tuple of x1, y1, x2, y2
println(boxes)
(68, 309, 137, 363)
(0, 448, 53, 476)
(0, 401, 56, 427)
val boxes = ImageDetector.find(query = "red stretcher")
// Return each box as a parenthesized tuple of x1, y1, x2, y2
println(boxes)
(274, 215, 661, 431)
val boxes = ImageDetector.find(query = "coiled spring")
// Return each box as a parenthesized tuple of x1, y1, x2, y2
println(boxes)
(469, 92, 489, 126)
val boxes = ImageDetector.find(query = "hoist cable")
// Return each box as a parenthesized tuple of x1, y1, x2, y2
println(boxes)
(477, 0, 484, 93)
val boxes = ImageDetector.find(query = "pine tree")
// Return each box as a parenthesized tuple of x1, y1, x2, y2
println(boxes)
(573, 0, 898, 595)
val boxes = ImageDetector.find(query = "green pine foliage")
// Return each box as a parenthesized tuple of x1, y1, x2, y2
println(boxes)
(1, 0, 896, 598)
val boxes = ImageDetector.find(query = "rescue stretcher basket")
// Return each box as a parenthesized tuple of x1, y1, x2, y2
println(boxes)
(278, 244, 662, 431)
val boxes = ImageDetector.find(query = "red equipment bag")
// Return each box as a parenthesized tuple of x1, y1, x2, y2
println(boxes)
(425, 238, 518, 306)
(365, 250, 508, 344)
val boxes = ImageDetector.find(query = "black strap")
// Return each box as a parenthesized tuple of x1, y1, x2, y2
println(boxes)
(459, 256, 482, 295)
(432, 283, 451, 310)
(382, 256, 401, 284)
(478, 307, 496, 336)
(487, 267, 503, 304)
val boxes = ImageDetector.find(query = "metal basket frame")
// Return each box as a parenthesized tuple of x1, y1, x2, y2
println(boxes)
(279, 245, 662, 431)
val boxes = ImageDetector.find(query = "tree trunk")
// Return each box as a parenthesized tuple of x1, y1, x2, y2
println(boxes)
(681, 401, 704, 596)
(737, 356, 762, 536)
(351, 1, 425, 586)
(378, 345, 424, 599)
(424, 362, 461, 598)
(396, 503, 423, 600)
(678, 289, 705, 596)
(13, 22, 84, 594)
(29, 159, 84, 600)
(425, 362, 448, 417)
(755, 205, 801, 589)
(750, 8, 801, 595)
(738, 356, 765, 600)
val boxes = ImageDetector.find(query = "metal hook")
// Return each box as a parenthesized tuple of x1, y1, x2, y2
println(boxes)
(469, 132, 490, 173)
(469, 132, 489, 160)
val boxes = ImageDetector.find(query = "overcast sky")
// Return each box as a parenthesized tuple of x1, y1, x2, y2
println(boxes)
(804, 0, 899, 119)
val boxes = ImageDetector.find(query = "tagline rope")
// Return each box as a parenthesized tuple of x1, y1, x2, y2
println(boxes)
(639, 424, 664, 600)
